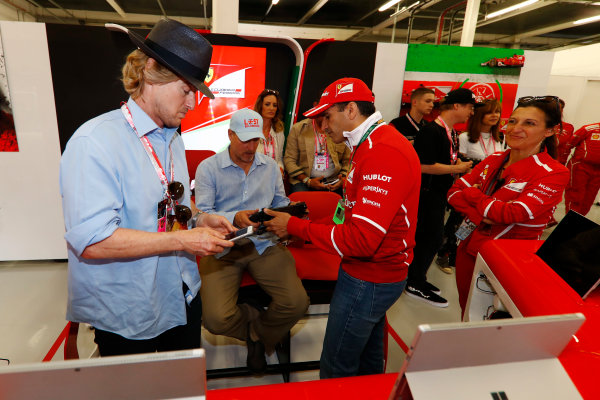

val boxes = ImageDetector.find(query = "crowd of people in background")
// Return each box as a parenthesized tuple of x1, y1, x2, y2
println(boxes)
(59, 17, 599, 385)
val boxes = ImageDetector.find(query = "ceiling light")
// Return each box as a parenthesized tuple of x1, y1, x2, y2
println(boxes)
(574, 15, 600, 25)
(486, 0, 538, 20)
(272, 0, 280, 4)
(379, 0, 403, 12)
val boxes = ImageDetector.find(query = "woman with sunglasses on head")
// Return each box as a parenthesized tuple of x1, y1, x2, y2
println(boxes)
(447, 96, 569, 316)
(254, 89, 286, 173)
(436, 99, 505, 273)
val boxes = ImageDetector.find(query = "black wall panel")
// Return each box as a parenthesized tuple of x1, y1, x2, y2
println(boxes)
(46, 25, 296, 152)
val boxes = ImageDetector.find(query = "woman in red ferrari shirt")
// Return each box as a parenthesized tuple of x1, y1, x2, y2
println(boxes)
(448, 96, 569, 316)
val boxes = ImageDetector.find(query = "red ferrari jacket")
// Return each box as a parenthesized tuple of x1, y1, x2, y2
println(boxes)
(447, 150, 569, 257)
(567, 123, 600, 165)
(557, 122, 574, 165)
(287, 122, 421, 283)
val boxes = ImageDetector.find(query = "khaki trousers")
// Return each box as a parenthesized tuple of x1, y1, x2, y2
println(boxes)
(199, 240, 309, 349)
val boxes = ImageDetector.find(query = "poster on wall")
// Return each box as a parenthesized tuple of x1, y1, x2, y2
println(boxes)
(401, 44, 524, 132)
(180, 45, 266, 153)
(0, 27, 18, 152)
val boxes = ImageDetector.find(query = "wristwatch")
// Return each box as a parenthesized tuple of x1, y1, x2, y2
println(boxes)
(302, 176, 310, 184)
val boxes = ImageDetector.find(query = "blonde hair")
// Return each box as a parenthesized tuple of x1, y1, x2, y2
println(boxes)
(122, 49, 179, 99)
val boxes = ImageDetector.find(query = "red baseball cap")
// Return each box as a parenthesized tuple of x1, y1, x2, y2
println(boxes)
(304, 77, 375, 118)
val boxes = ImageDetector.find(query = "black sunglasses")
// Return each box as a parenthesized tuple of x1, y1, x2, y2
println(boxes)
(264, 89, 279, 96)
(168, 181, 191, 223)
(517, 95, 560, 105)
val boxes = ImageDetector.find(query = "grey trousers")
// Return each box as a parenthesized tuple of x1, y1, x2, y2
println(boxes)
(199, 240, 309, 349)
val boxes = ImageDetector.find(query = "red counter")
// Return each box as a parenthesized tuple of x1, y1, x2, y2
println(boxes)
(208, 372, 398, 400)
(477, 240, 600, 400)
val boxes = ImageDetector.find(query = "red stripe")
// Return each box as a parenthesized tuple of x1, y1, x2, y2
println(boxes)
(43, 322, 71, 362)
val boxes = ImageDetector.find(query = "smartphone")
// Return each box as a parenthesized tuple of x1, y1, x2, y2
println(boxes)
(225, 226, 254, 241)
(323, 177, 340, 185)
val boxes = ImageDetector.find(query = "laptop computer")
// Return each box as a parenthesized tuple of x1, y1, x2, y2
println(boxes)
(0, 349, 207, 400)
(536, 210, 600, 299)
(388, 313, 585, 400)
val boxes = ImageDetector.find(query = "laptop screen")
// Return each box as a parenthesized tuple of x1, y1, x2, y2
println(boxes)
(536, 211, 600, 298)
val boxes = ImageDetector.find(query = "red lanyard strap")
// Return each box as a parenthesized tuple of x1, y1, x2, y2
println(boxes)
(437, 117, 458, 164)
(479, 135, 496, 157)
(121, 103, 174, 193)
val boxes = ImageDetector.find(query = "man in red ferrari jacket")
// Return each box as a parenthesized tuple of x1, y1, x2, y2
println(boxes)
(564, 122, 600, 216)
(265, 77, 421, 379)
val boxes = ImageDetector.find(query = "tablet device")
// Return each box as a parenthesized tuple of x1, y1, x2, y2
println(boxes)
(536, 211, 600, 299)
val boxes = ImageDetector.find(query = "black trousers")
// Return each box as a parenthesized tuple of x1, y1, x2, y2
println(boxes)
(94, 288, 202, 357)
(437, 207, 464, 266)
(407, 189, 447, 285)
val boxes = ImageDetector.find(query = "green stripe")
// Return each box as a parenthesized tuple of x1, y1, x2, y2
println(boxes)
(406, 44, 524, 76)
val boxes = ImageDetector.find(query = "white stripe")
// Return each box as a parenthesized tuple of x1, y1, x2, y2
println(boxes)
(353, 214, 387, 234)
(513, 201, 534, 219)
(533, 154, 552, 172)
(305, 103, 330, 117)
(483, 200, 495, 218)
(447, 191, 460, 202)
(459, 177, 472, 187)
(516, 223, 546, 227)
(403, 239, 407, 248)
(494, 224, 515, 239)
(330, 227, 343, 257)
(401, 204, 410, 228)
(367, 136, 373, 149)
(403, 261, 410, 266)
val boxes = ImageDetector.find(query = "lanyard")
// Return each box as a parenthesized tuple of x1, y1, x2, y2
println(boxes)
(479, 135, 496, 157)
(312, 119, 328, 154)
(344, 119, 384, 201)
(262, 132, 276, 160)
(406, 113, 421, 132)
(121, 103, 174, 195)
(436, 117, 458, 164)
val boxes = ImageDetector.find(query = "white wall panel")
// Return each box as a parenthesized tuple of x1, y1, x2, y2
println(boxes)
(372, 42, 408, 123)
(0, 21, 66, 260)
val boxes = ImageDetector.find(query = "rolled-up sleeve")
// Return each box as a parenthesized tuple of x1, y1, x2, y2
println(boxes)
(60, 136, 121, 256)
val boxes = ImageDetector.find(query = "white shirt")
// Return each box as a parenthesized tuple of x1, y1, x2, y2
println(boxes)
(458, 131, 502, 161)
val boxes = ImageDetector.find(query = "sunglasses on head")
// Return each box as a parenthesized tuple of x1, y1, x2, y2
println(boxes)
(264, 89, 279, 96)
(517, 96, 560, 106)
(168, 181, 192, 224)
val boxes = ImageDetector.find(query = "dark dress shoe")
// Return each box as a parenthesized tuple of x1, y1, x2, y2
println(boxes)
(246, 327, 267, 374)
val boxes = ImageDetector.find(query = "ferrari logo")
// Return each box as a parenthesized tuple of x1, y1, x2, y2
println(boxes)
(205, 67, 214, 84)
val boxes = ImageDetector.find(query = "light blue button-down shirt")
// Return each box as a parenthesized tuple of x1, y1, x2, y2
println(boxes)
(59, 98, 200, 340)
(195, 149, 289, 255)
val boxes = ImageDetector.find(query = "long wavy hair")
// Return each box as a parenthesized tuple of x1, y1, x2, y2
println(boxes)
(254, 89, 284, 133)
(122, 49, 178, 100)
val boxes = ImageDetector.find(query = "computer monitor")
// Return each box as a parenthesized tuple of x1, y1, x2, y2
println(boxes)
(388, 314, 585, 400)
(0, 349, 206, 400)
(536, 210, 600, 299)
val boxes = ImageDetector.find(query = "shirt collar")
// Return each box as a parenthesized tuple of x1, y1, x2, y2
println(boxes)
(342, 111, 383, 148)
(126, 97, 178, 138)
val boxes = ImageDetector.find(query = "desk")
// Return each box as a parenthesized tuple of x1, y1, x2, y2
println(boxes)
(467, 240, 600, 400)
(208, 373, 398, 400)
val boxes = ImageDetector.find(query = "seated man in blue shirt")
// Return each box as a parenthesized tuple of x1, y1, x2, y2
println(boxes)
(195, 108, 310, 374)
(59, 19, 235, 357)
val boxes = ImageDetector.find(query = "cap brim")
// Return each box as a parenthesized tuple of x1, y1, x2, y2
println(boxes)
(474, 102, 485, 108)
(303, 103, 333, 118)
(235, 131, 263, 142)
(106, 23, 215, 100)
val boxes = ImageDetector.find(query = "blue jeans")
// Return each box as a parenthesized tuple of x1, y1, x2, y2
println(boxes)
(320, 267, 407, 379)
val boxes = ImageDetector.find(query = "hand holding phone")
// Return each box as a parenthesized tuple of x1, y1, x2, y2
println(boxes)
(225, 226, 254, 241)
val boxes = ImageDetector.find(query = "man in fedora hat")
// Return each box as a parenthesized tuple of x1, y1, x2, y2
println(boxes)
(264, 77, 421, 379)
(60, 19, 234, 356)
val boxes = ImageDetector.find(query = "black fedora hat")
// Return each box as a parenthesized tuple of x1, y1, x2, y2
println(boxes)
(106, 19, 214, 99)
